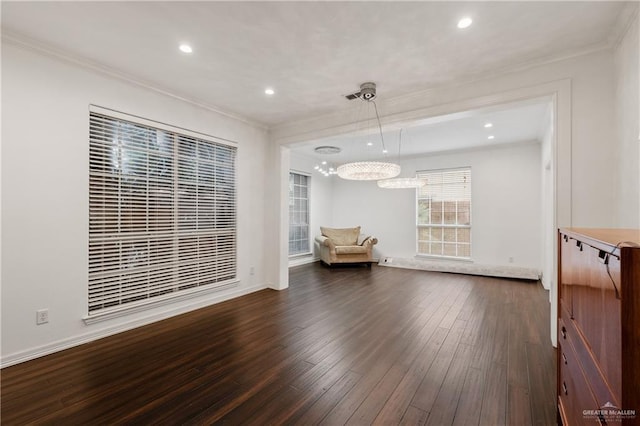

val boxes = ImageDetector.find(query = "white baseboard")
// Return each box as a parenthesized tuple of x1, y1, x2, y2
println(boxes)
(379, 257, 540, 280)
(0, 283, 267, 369)
(288, 255, 320, 267)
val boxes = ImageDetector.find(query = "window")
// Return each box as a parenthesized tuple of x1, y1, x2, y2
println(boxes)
(288, 172, 310, 255)
(417, 168, 471, 259)
(88, 109, 237, 315)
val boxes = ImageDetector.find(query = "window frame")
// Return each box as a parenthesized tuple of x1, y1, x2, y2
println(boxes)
(416, 167, 472, 260)
(288, 171, 311, 257)
(87, 105, 238, 319)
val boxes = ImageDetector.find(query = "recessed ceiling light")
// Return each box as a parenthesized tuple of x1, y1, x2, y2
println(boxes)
(382, 149, 388, 154)
(264, 88, 275, 95)
(457, 17, 473, 29)
(488, 135, 495, 140)
(322, 161, 327, 165)
(484, 122, 493, 128)
(367, 142, 373, 146)
(179, 44, 193, 54)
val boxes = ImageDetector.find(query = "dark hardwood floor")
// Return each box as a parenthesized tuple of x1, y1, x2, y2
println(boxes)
(1, 263, 557, 425)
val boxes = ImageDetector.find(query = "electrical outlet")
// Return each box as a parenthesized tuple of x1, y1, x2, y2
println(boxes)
(250, 266, 255, 276)
(508, 257, 514, 263)
(36, 309, 49, 325)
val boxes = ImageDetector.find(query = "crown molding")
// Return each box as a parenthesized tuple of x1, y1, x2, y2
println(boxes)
(1, 31, 268, 131)
(608, 2, 639, 48)
(401, 138, 542, 162)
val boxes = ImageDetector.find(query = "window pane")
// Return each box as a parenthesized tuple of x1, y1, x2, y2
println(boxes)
(431, 201, 443, 224)
(443, 202, 456, 224)
(417, 200, 430, 225)
(457, 228, 470, 243)
(431, 227, 443, 242)
(443, 228, 456, 242)
(443, 243, 457, 256)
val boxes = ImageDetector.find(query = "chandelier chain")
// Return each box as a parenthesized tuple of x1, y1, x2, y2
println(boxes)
(372, 101, 386, 152)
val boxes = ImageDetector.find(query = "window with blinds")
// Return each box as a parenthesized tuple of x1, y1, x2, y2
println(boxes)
(88, 110, 237, 315)
(288, 172, 310, 255)
(416, 168, 471, 259)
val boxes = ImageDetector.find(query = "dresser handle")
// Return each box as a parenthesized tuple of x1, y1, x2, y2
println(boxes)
(562, 381, 568, 395)
(598, 250, 608, 264)
(562, 353, 567, 364)
(561, 326, 566, 339)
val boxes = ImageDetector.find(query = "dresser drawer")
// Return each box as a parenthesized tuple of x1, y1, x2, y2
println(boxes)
(558, 330, 600, 425)
(559, 316, 621, 408)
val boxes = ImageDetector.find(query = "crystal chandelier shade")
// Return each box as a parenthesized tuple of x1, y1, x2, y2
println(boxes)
(337, 161, 401, 180)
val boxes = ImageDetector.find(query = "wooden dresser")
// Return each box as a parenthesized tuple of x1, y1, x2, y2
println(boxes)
(558, 228, 640, 425)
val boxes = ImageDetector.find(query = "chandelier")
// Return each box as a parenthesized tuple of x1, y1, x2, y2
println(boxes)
(337, 83, 401, 181)
(313, 146, 341, 177)
(338, 161, 401, 180)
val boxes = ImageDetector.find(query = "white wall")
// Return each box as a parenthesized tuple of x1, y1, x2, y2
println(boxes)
(614, 12, 640, 227)
(288, 152, 334, 266)
(1, 41, 269, 365)
(331, 142, 542, 269)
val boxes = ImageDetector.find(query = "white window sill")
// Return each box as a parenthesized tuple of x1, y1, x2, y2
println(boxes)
(83, 280, 239, 325)
(289, 252, 312, 259)
(415, 254, 473, 263)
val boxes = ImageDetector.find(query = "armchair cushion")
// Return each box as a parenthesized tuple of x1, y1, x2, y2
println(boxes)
(320, 226, 360, 246)
(335, 245, 368, 255)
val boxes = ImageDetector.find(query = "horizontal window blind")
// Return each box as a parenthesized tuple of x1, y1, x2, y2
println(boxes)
(288, 172, 310, 255)
(89, 111, 237, 315)
(416, 168, 471, 259)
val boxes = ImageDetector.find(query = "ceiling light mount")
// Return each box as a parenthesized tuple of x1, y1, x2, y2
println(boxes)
(345, 82, 377, 101)
(314, 146, 341, 155)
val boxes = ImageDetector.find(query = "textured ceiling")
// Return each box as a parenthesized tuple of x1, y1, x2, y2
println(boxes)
(1, 1, 632, 127)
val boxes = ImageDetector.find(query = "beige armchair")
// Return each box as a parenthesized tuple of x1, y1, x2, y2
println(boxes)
(314, 226, 378, 267)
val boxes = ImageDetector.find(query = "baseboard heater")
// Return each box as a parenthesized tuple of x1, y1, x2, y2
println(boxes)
(378, 257, 540, 280)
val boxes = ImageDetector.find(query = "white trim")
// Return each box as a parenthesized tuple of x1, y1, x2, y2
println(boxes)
(288, 252, 312, 259)
(415, 254, 473, 263)
(89, 104, 239, 146)
(380, 257, 540, 281)
(289, 169, 312, 177)
(1, 284, 267, 369)
(608, 2, 639, 48)
(289, 255, 319, 267)
(83, 280, 239, 324)
(2, 31, 266, 130)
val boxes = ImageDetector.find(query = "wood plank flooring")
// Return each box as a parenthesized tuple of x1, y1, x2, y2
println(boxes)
(1, 263, 557, 425)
